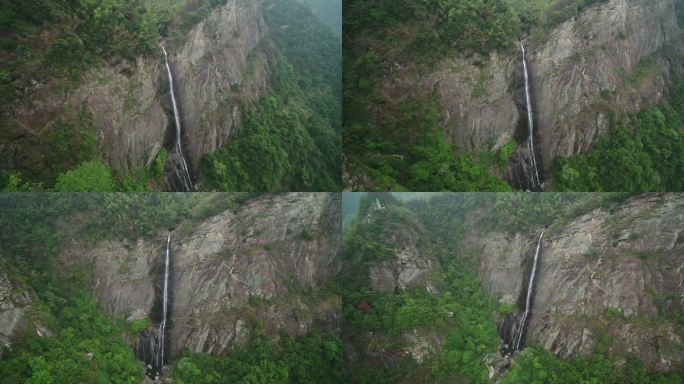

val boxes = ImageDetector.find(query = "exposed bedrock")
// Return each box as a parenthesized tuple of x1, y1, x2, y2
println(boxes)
(58, 193, 340, 358)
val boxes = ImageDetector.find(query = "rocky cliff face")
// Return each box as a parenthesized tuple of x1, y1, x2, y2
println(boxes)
(8, 56, 169, 175)
(354, 194, 683, 372)
(419, 0, 678, 182)
(530, 0, 677, 163)
(0, 270, 42, 357)
(171, 0, 273, 168)
(59, 193, 340, 358)
(5, 0, 272, 181)
(468, 194, 684, 370)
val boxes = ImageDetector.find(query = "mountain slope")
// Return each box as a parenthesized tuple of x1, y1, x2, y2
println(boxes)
(342, 193, 684, 382)
(0, 0, 340, 192)
(0, 193, 341, 382)
(343, 0, 684, 191)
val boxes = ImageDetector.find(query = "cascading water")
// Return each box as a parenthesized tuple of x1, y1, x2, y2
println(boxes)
(136, 233, 174, 377)
(157, 233, 171, 370)
(512, 230, 544, 352)
(161, 45, 194, 192)
(521, 43, 541, 189)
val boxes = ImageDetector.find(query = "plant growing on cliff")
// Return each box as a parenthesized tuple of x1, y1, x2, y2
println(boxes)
(551, 104, 684, 192)
(0, 292, 144, 383)
(54, 160, 118, 192)
(129, 316, 152, 334)
(172, 333, 341, 384)
(301, 228, 314, 241)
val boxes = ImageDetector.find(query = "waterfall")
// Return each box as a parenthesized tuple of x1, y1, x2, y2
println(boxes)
(513, 230, 544, 351)
(157, 233, 171, 369)
(161, 45, 194, 191)
(521, 43, 541, 189)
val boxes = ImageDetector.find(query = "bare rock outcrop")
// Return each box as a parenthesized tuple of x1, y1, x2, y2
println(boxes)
(472, 194, 684, 370)
(171, 0, 273, 168)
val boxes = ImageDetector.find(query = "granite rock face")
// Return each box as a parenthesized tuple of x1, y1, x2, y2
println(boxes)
(59, 193, 340, 358)
(351, 194, 683, 372)
(530, 0, 677, 164)
(472, 194, 684, 370)
(0, 269, 51, 357)
(347, 0, 679, 189)
(437, 0, 678, 169)
(3, 0, 273, 184)
(171, 0, 273, 169)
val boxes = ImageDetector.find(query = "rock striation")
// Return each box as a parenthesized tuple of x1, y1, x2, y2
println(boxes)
(171, 0, 273, 168)
(471, 194, 684, 370)
(3, 0, 273, 183)
(59, 193, 340, 358)
(353, 194, 683, 372)
(352, 0, 679, 189)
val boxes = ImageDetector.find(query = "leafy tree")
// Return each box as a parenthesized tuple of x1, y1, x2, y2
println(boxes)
(54, 160, 118, 192)
(172, 333, 341, 384)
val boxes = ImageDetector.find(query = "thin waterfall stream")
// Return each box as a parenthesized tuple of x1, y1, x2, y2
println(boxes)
(157, 233, 171, 370)
(513, 230, 544, 352)
(521, 43, 541, 189)
(136, 232, 174, 378)
(161, 45, 194, 192)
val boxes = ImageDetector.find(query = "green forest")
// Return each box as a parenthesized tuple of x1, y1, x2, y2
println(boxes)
(0, 0, 340, 192)
(0, 194, 341, 383)
(341, 193, 684, 383)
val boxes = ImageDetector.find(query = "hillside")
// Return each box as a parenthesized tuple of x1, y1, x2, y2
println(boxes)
(0, 0, 340, 192)
(342, 192, 684, 382)
(0, 193, 341, 382)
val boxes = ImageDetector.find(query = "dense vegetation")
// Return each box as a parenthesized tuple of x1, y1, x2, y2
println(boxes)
(297, 0, 341, 36)
(0, 194, 147, 383)
(172, 333, 341, 384)
(343, 0, 609, 191)
(552, 75, 684, 191)
(200, 0, 341, 191)
(502, 345, 682, 384)
(342, 193, 681, 383)
(0, 289, 144, 384)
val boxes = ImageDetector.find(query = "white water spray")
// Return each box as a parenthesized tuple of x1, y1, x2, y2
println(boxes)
(158, 233, 171, 368)
(513, 230, 544, 351)
(521, 43, 541, 188)
(161, 45, 194, 191)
